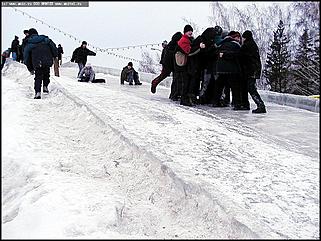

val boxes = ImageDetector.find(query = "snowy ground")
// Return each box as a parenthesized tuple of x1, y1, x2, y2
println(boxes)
(2, 61, 319, 239)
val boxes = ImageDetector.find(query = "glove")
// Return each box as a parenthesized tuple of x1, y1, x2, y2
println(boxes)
(71, 59, 74, 62)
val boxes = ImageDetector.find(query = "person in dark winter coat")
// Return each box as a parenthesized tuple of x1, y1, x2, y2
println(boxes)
(1, 49, 11, 70)
(195, 26, 222, 104)
(165, 32, 183, 100)
(21, 30, 30, 61)
(23, 28, 58, 99)
(71, 41, 96, 77)
(120, 62, 142, 85)
(240, 30, 266, 113)
(151, 40, 171, 94)
(11, 36, 20, 61)
(159, 40, 168, 65)
(213, 31, 244, 110)
(57, 44, 64, 66)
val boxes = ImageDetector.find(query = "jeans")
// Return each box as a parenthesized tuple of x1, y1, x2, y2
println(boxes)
(12, 52, 17, 61)
(77, 63, 85, 77)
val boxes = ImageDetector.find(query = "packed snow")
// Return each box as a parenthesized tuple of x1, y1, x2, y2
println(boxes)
(2, 60, 319, 239)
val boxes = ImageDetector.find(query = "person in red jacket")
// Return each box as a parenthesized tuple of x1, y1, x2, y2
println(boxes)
(176, 25, 205, 106)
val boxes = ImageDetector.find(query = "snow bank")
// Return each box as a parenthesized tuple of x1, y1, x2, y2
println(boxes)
(2, 61, 272, 239)
(259, 90, 320, 113)
(61, 62, 319, 113)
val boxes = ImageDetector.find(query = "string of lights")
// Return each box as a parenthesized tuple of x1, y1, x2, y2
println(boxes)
(11, 7, 163, 65)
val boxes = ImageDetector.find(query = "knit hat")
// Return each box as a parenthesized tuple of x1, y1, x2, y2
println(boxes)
(128, 62, 133, 67)
(242, 30, 253, 39)
(228, 31, 241, 38)
(214, 25, 223, 36)
(28, 28, 38, 35)
(23, 30, 29, 34)
(183, 24, 193, 33)
(82, 41, 87, 45)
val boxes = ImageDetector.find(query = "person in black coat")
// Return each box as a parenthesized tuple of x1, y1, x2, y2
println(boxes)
(71, 41, 96, 77)
(23, 28, 58, 99)
(150, 34, 182, 95)
(11, 36, 20, 61)
(240, 30, 266, 113)
(57, 44, 64, 66)
(213, 31, 244, 110)
(21, 30, 30, 58)
(197, 26, 221, 104)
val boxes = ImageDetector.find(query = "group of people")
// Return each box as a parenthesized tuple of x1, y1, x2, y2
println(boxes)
(151, 24, 266, 114)
(3, 25, 266, 113)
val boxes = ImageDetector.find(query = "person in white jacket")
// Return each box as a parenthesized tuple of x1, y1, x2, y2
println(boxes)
(78, 63, 105, 83)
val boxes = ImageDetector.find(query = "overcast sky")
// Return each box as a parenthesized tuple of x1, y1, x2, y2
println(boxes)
(1, 1, 292, 69)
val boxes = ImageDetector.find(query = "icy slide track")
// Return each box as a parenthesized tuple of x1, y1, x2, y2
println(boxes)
(2, 61, 319, 239)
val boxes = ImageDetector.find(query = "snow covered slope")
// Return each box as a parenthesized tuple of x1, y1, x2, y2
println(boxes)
(2, 61, 319, 239)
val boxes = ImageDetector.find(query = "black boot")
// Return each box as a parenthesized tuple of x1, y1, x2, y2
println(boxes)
(252, 106, 266, 113)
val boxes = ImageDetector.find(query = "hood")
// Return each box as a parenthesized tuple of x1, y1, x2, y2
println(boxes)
(171, 32, 183, 42)
(28, 35, 49, 44)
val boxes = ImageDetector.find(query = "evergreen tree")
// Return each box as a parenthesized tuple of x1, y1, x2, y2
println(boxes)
(263, 20, 291, 93)
(292, 29, 316, 95)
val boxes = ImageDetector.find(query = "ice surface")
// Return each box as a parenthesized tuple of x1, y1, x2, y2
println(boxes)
(2, 61, 319, 239)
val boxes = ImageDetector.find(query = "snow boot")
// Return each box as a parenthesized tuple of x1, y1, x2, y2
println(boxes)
(43, 86, 49, 93)
(151, 79, 159, 93)
(252, 106, 266, 113)
(34, 92, 41, 99)
(135, 82, 142, 85)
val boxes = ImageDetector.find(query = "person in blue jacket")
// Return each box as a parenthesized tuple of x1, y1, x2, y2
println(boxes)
(23, 28, 58, 99)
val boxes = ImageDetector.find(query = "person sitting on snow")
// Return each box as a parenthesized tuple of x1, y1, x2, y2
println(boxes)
(120, 62, 142, 85)
(78, 63, 105, 83)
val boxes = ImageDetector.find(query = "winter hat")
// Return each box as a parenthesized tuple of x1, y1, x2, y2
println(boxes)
(162, 40, 168, 45)
(242, 30, 253, 39)
(23, 30, 29, 34)
(183, 24, 193, 33)
(86, 63, 91, 66)
(214, 25, 223, 36)
(28, 28, 38, 35)
(128, 62, 133, 67)
(82, 41, 87, 45)
(14, 35, 19, 39)
(228, 31, 241, 38)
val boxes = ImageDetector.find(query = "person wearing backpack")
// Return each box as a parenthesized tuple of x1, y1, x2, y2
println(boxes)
(23, 28, 58, 99)
(176, 25, 205, 106)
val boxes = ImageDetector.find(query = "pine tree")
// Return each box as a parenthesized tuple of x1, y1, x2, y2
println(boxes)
(263, 20, 291, 93)
(292, 29, 316, 95)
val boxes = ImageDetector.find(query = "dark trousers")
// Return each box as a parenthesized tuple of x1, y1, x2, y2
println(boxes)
(34, 67, 50, 93)
(199, 69, 215, 104)
(152, 67, 171, 85)
(179, 70, 191, 102)
(247, 77, 265, 107)
(214, 74, 242, 106)
(170, 71, 182, 99)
